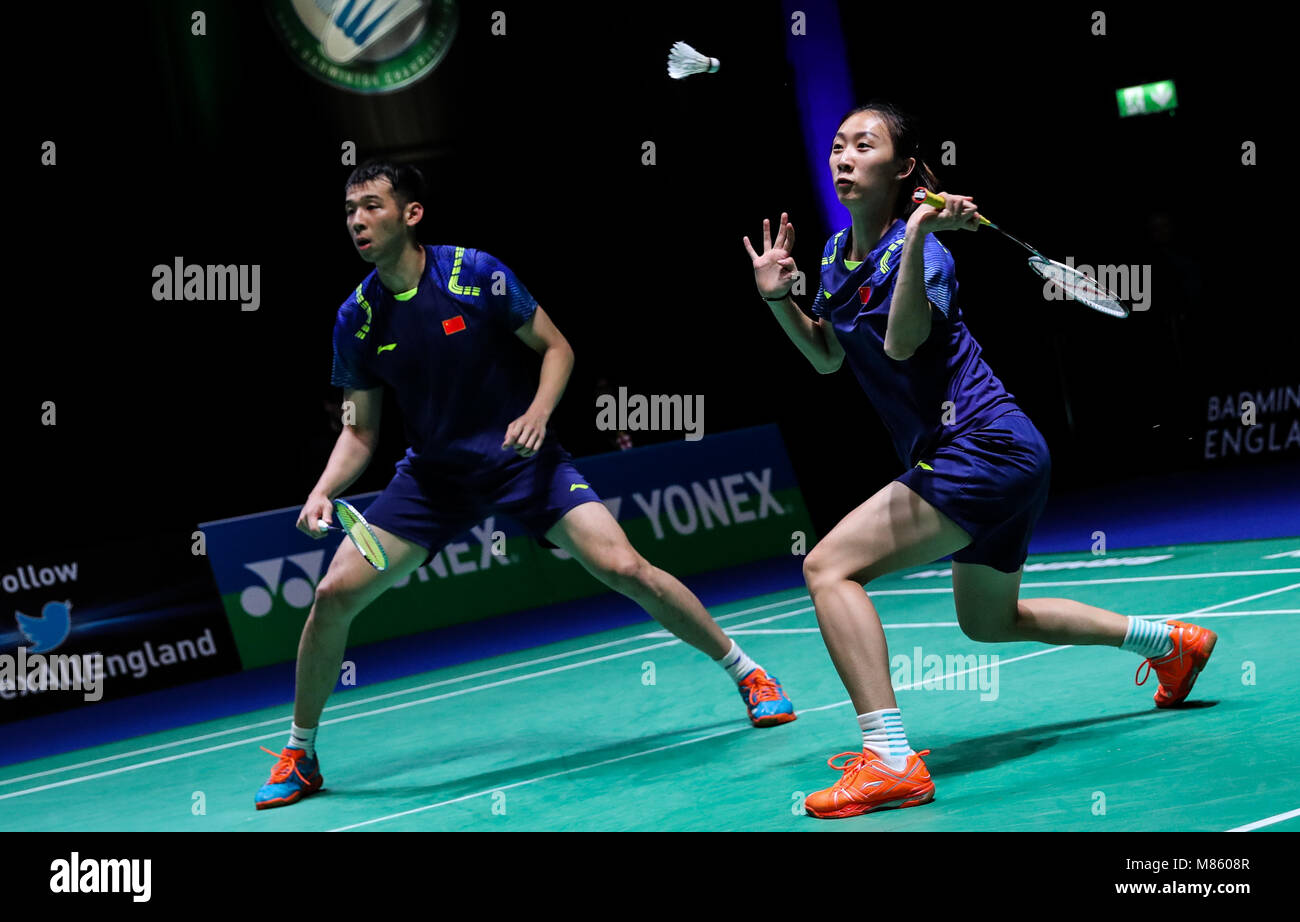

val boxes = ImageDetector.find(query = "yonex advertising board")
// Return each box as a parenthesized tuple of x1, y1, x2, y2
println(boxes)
(200, 425, 817, 670)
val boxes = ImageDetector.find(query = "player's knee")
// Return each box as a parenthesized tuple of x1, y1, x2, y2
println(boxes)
(957, 609, 1020, 643)
(803, 547, 845, 593)
(958, 620, 1001, 643)
(804, 545, 877, 593)
(801, 550, 824, 590)
(597, 551, 647, 592)
(311, 578, 361, 626)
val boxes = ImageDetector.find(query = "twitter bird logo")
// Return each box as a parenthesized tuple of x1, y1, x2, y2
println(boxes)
(15, 600, 72, 653)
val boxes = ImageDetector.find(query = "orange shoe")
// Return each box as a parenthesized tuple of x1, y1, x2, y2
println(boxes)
(737, 668, 797, 727)
(1135, 620, 1218, 708)
(255, 746, 323, 810)
(804, 749, 935, 819)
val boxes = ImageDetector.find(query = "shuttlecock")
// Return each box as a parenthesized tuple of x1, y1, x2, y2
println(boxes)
(667, 41, 720, 79)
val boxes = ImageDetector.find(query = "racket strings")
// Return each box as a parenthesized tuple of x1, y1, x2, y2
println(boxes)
(1029, 257, 1128, 318)
(334, 502, 389, 569)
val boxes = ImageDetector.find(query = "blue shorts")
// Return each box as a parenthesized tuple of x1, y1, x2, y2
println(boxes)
(361, 446, 603, 565)
(895, 412, 1051, 573)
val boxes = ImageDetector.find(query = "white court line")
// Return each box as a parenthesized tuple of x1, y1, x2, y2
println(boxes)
(9, 565, 1292, 786)
(1183, 583, 1300, 613)
(728, 608, 1300, 635)
(330, 646, 1072, 831)
(1, 573, 1291, 799)
(1229, 807, 1300, 832)
(877, 568, 1300, 595)
(330, 584, 1275, 830)
(664, 581, 1300, 639)
(0, 638, 684, 801)
(1, 603, 822, 791)
(0, 594, 812, 787)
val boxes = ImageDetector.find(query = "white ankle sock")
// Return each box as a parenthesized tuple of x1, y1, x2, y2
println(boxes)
(716, 639, 761, 683)
(858, 708, 914, 771)
(288, 723, 317, 758)
(1120, 617, 1174, 659)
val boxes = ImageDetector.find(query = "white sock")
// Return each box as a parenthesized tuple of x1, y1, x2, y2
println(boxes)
(1120, 617, 1174, 659)
(858, 708, 914, 771)
(716, 639, 761, 683)
(288, 723, 317, 758)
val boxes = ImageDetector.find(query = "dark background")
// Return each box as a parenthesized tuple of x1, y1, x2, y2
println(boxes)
(10, 0, 1292, 560)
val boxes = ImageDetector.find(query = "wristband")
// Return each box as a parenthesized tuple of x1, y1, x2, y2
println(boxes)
(761, 291, 792, 302)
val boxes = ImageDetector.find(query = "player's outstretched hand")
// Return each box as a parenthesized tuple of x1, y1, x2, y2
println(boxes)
(503, 408, 548, 458)
(297, 493, 333, 538)
(743, 213, 798, 300)
(908, 192, 981, 236)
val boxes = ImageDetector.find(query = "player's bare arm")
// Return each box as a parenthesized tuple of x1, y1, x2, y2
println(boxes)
(297, 386, 384, 537)
(744, 213, 844, 374)
(503, 305, 573, 458)
(885, 193, 979, 360)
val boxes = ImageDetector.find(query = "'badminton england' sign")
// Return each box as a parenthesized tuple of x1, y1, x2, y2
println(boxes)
(200, 425, 816, 669)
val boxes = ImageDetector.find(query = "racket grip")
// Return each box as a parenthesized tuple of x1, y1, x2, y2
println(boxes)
(912, 187, 992, 227)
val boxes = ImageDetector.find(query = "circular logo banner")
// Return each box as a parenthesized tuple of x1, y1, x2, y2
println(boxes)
(267, 0, 458, 94)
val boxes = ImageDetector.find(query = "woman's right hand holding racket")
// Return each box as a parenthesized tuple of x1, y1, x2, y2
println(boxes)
(743, 213, 798, 300)
(909, 191, 982, 236)
(297, 492, 333, 538)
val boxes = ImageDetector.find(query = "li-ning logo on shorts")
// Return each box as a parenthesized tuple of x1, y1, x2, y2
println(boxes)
(266, 0, 459, 95)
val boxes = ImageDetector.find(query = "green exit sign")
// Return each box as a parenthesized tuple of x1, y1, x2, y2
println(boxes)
(1116, 80, 1178, 117)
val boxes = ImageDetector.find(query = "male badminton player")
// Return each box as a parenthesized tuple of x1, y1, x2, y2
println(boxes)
(742, 102, 1216, 819)
(254, 161, 795, 809)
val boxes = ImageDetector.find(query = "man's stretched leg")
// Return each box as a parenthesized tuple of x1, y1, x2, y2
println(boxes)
(545, 501, 796, 726)
(293, 525, 429, 726)
(255, 524, 429, 809)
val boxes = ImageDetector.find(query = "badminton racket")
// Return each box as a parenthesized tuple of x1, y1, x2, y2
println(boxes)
(317, 498, 389, 571)
(912, 187, 1130, 318)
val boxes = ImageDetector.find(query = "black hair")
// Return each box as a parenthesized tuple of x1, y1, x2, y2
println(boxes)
(836, 101, 941, 221)
(344, 159, 427, 212)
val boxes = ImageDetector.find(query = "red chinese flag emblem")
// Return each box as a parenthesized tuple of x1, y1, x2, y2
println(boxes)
(857, 286, 873, 304)
(443, 315, 466, 335)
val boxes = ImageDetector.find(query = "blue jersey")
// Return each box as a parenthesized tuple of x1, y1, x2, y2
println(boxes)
(331, 245, 545, 478)
(811, 220, 1019, 468)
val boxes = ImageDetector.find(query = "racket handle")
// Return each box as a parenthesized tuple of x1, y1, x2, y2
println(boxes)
(912, 187, 993, 227)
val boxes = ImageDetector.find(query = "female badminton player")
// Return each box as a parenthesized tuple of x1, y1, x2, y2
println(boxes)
(742, 102, 1217, 819)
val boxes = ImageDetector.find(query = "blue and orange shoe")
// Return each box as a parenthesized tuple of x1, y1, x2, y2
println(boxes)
(804, 749, 935, 819)
(1136, 620, 1218, 708)
(255, 746, 323, 810)
(738, 668, 796, 727)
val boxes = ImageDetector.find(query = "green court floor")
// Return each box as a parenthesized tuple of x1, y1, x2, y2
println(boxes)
(3, 536, 1298, 831)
